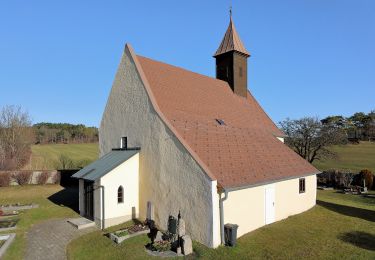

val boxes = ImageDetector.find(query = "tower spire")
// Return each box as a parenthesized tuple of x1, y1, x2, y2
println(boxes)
(213, 15, 250, 57)
(213, 14, 250, 97)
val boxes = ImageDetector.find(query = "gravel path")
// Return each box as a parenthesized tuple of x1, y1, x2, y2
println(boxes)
(25, 218, 96, 260)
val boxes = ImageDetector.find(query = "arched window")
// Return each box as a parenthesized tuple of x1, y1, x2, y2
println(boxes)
(118, 186, 124, 203)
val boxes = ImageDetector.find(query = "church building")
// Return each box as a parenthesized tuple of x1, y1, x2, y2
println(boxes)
(73, 14, 319, 248)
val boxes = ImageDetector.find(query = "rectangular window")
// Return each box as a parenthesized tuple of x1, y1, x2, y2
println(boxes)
(120, 136, 127, 149)
(299, 178, 306, 193)
(239, 67, 243, 77)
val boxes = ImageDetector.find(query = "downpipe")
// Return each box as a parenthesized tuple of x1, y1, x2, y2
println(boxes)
(219, 189, 228, 245)
(94, 184, 105, 230)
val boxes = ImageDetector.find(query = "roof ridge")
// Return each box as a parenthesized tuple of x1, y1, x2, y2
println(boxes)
(136, 55, 230, 85)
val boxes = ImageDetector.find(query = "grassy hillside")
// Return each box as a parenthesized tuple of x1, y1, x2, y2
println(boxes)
(26, 141, 375, 173)
(313, 141, 375, 173)
(27, 143, 99, 170)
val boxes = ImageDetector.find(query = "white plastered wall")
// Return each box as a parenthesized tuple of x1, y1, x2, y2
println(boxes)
(223, 174, 316, 238)
(99, 45, 218, 247)
(100, 153, 139, 227)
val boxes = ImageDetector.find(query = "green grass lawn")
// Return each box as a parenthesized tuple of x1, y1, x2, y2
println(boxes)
(0, 186, 374, 259)
(27, 143, 99, 170)
(67, 190, 375, 260)
(0, 185, 80, 260)
(313, 141, 375, 173)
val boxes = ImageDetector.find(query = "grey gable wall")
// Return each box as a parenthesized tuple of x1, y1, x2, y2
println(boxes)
(99, 46, 215, 246)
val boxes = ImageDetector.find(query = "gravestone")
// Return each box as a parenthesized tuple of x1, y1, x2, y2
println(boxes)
(181, 235, 192, 255)
(178, 218, 185, 237)
(155, 231, 163, 242)
(168, 216, 177, 234)
(147, 201, 154, 220)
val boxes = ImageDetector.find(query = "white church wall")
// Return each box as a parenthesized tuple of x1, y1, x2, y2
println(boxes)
(100, 153, 140, 227)
(99, 45, 219, 247)
(223, 174, 316, 238)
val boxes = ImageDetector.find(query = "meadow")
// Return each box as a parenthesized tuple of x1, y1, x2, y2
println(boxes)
(27, 143, 99, 170)
(313, 141, 375, 173)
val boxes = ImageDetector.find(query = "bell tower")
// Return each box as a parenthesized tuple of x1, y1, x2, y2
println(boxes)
(214, 14, 250, 97)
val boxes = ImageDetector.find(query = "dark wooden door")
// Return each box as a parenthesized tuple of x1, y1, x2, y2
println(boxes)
(84, 181, 94, 220)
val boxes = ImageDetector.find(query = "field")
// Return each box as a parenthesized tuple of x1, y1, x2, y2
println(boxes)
(26, 141, 375, 173)
(313, 141, 375, 173)
(27, 143, 99, 170)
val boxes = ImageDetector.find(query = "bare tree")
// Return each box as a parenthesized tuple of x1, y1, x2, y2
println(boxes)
(279, 117, 347, 163)
(0, 105, 34, 170)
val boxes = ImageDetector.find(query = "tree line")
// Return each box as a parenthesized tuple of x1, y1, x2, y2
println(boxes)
(0, 105, 98, 171)
(321, 111, 375, 142)
(34, 122, 98, 144)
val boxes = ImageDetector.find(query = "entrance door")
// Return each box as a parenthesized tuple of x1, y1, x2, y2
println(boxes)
(265, 186, 275, 224)
(84, 181, 94, 220)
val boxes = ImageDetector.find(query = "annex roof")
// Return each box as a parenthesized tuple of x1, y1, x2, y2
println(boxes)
(72, 149, 139, 181)
(214, 16, 250, 57)
(132, 51, 319, 189)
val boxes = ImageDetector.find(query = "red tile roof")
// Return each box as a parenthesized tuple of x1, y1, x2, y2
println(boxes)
(214, 16, 250, 57)
(133, 52, 319, 189)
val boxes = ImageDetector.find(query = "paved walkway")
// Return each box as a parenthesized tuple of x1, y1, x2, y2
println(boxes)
(26, 218, 96, 260)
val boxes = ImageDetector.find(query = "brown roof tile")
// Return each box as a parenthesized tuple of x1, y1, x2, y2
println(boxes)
(135, 54, 319, 189)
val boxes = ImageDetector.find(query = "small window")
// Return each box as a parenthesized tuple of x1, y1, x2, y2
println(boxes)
(239, 67, 243, 77)
(120, 137, 127, 149)
(215, 119, 226, 126)
(118, 186, 124, 203)
(299, 178, 305, 193)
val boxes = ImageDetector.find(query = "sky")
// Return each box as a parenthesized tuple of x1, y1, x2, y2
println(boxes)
(0, 0, 374, 127)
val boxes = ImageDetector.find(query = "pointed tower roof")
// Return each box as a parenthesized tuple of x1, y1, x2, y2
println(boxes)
(214, 16, 250, 57)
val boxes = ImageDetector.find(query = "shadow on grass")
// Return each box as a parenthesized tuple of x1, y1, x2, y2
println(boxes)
(339, 231, 375, 251)
(48, 186, 79, 213)
(317, 200, 375, 222)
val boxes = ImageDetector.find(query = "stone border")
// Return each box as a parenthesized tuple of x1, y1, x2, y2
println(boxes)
(0, 226, 17, 232)
(144, 248, 184, 258)
(109, 228, 150, 244)
(0, 233, 16, 258)
(0, 218, 19, 232)
(0, 204, 39, 211)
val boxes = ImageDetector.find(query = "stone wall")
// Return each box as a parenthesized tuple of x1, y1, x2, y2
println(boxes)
(0, 170, 59, 185)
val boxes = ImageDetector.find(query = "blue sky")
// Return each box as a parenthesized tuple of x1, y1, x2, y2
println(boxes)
(1, 0, 374, 127)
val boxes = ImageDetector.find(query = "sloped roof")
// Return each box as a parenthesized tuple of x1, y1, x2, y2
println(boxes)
(214, 16, 250, 57)
(135, 54, 319, 189)
(72, 149, 139, 181)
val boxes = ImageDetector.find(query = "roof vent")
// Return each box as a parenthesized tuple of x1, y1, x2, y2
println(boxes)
(215, 119, 226, 126)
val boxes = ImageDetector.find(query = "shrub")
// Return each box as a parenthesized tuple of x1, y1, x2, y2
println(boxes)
(12, 171, 32, 185)
(0, 172, 11, 187)
(55, 154, 75, 170)
(359, 169, 374, 190)
(36, 171, 49, 185)
(75, 159, 92, 169)
(152, 240, 171, 252)
(52, 172, 61, 184)
(318, 169, 356, 188)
